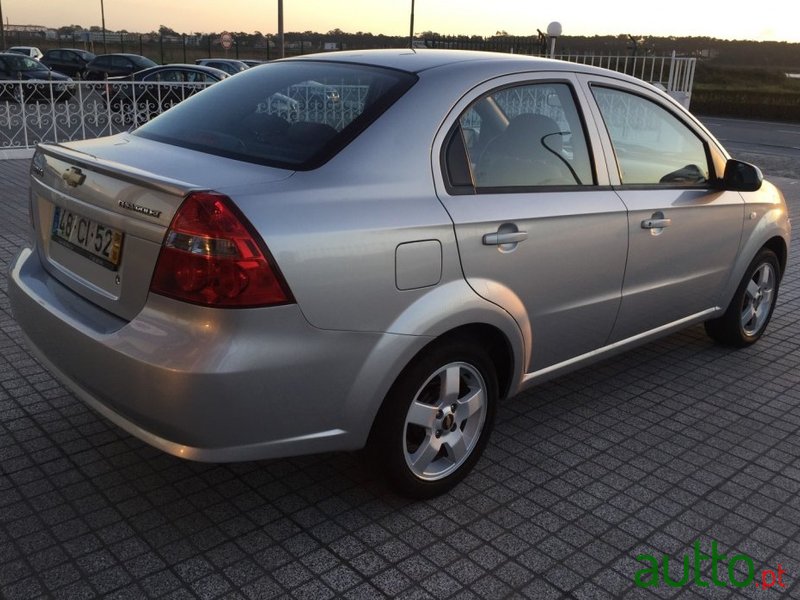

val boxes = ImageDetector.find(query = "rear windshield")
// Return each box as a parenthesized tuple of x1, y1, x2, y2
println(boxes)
(134, 60, 417, 170)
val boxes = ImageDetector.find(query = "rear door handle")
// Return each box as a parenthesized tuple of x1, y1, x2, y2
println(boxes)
(641, 218, 672, 229)
(482, 231, 528, 245)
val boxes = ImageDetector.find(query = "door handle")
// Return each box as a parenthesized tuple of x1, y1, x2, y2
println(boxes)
(482, 231, 528, 245)
(641, 218, 672, 229)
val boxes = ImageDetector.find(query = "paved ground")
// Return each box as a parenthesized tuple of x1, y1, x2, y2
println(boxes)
(1, 154, 800, 599)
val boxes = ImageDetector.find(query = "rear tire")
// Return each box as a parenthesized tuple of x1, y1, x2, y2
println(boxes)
(705, 248, 780, 347)
(367, 337, 497, 499)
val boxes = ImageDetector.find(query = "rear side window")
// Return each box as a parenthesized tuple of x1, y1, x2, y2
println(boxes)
(132, 56, 157, 69)
(447, 82, 595, 191)
(134, 61, 417, 170)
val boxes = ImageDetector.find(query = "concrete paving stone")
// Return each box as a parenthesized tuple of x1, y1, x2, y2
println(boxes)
(1, 575, 45, 600)
(222, 558, 264, 587)
(319, 564, 362, 592)
(417, 569, 462, 596)
(161, 589, 201, 600)
(468, 544, 507, 570)
(289, 579, 336, 600)
(339, 581, 386, 599)
(240, 574, 284, 599)
(189, 573, 233, 600)
(347, 549, 388, 577)
(393, 588, 438, 600)
(89, 564, 133, 594)
(520, 577, 564, 599)
(124, 551, 167, 578)
(468, 573, 513, 598)
(50, 579, 99, 600)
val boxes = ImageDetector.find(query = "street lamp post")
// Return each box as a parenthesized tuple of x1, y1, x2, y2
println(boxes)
(100, 0, 107, 53)
(546, 21, 561, 59)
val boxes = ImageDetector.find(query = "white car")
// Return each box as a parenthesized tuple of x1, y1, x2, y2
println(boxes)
(7, 46, 43, 60)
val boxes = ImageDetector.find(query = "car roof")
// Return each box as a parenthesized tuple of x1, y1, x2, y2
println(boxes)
(138, 63, 229, 76)
(198, 58, 248, 64)
(93, 53, 149, 58)
(284, 48, 639, 81)
(45, 48, 94, 53)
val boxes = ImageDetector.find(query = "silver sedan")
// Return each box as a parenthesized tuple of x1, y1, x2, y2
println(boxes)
(9, 50, 790, 498)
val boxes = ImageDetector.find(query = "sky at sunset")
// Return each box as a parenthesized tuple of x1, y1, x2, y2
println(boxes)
(2, 0, 798, 43)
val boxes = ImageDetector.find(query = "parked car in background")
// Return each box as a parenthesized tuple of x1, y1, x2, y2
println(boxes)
(108, 64, 229, 118)
(10, 50, 790, 499)
(41, 48, 96, 78)
(84, 53, 157, 80)
(241, 59, 266, 68)
(6, 46, 43, 60)
(0, 53, 74, 101)
(194, 58, 249, 75)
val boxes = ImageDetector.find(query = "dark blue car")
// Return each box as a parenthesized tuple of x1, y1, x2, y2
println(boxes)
(0, 53, 74, 102)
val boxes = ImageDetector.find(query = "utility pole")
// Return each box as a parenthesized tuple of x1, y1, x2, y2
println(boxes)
(409, 0, 415, 49)
(278, 0, 284, 58)
(100, 0, 107, 53)
(0, 0, 6, 51)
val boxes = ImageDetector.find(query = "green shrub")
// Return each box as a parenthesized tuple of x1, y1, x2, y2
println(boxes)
(692, 88, 800, 121)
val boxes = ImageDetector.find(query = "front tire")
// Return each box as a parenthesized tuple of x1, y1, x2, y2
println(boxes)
(368, 338, 497, 498)
(705, 248, 780, 347)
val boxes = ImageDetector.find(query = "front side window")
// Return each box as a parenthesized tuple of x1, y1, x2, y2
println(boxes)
(449, 82, 594, 190)
(592, 86, 710, 186)
(135, 61, 417, 170)
(153, 70, 181, 83)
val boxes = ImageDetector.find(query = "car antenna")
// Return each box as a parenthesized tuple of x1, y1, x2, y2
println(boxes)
(409, 0, 416, 53)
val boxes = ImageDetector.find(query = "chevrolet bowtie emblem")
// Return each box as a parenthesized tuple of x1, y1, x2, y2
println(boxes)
(62, 167, 86, 188)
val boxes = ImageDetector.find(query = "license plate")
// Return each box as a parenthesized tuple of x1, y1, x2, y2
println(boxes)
(51, 206, 124, 270)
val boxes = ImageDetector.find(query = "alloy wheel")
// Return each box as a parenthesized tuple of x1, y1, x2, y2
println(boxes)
(402, 361, 487, 481)
(741, 262, 776, 337)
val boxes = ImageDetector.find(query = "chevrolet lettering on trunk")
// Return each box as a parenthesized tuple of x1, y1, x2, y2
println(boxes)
(118, 200, 162, 219)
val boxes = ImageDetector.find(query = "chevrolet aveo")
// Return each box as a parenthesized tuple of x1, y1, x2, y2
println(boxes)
(10, 50, 791, 498)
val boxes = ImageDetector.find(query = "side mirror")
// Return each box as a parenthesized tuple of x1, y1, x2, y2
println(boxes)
(721, 159, 763, 192)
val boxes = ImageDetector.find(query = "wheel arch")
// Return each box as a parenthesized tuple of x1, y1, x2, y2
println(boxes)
(420, 323, 515, 401)
(763, 235, 788, 278)
(363, 321, 512, 496)
(354, 319, 520, 452)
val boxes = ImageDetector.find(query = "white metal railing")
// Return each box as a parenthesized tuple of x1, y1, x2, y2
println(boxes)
(1, 80, 217, 150)
(554, 51, 696, 107)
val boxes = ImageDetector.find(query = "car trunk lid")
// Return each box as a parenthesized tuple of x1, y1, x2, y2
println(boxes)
(30, 135, 292, 321)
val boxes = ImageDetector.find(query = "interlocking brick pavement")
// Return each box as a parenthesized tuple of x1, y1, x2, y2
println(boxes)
(1, 156, 800, 599)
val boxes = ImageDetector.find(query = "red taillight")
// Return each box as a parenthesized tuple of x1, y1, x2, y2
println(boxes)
(150, 191, 293, 308)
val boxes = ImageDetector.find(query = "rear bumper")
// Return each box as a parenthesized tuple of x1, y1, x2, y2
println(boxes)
(9, 246, 413, 462)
